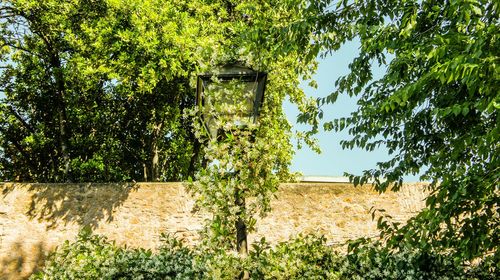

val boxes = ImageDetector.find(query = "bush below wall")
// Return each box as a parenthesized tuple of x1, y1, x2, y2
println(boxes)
(32, 230, 497, 280)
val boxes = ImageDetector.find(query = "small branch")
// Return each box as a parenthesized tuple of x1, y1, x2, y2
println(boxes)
(7, 105, 35, 133)
(0, 125, 36, 172)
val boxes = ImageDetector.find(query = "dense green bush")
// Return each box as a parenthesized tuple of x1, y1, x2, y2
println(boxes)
(32, 230, 496, 280)
(340, 242, 463, 280)
(107, 236, 206, 279)
(337, 239, 499, 280)
(31, 229, 119, 279)
(246, 235, 497, 280)
(247, 235, 341, 279)
(31, 229, 206, 280)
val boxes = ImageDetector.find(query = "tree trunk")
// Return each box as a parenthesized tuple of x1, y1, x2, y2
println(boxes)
(235, 189, 249, 280)
(188, 139, 202, 178)
(150, 122, 162, 182)
(151, 144, 159, 182)
(143, 162, 148, 182)
(51, 55, 71, 182)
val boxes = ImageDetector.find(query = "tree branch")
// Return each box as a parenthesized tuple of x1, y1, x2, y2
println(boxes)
(7, 105, 36, 133)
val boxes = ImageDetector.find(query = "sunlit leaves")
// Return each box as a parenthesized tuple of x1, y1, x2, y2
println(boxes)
(0, 0, 208, 182)
(185, 0, 318, 250)
(291, 0, 499, 262)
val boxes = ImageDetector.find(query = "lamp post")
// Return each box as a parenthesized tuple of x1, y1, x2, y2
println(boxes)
(196, 63, 267, 263)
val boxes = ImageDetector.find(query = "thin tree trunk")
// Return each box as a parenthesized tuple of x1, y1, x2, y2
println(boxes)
(188, 139, 202, 177)
(150, 122, 162, 182)
(51, 55, 71, 181)
(143, 162, 148, 182)
(151, 144, 159, 182)
(235, 188, 249, 280)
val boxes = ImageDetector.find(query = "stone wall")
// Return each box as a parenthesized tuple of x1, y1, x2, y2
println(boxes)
(0, 182, 427, 279)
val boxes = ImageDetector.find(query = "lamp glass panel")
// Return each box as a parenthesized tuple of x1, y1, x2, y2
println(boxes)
(202, 79, 258, 132)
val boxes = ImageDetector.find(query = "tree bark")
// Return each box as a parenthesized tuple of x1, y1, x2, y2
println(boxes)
(188, 139, 202, 177)
(235, 188, 249, 280)
(151, 144, 159, 182)
(51, 55, 71, 182)
(143, 163, 148, 182)
(150, 122, 162, 182)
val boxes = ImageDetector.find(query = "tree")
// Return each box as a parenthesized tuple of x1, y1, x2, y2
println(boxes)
(0, 0, 79, 181)
(0, 0, 204, 182)
(271, 0, 499, 263)
(68, 0, 205, 182)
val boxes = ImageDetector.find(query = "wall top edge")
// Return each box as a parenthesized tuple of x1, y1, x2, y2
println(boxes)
(0, 180, 428, 185)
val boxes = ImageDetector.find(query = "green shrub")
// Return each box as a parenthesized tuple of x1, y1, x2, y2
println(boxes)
(105, 235, 206, 279)
(464, 252, 500, 280)
(198, 247, 244, 280)
(31, 229, 205, 280)
(31, 228, 119, 280)
(336, 240, 498, 280)
(32, 231, 496, 280)
(247, 234, 341, 279)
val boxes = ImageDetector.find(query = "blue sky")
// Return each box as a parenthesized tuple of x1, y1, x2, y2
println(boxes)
(284, 40, 420, 182)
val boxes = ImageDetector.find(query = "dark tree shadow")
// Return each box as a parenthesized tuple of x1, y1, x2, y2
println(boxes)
(1, 183, 138, 229)
(0, 241, 47, 280)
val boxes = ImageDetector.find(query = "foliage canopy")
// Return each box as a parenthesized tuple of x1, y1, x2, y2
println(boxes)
(0, 0, 208, 182)
(270, 0, 499, 262)
(0, 0, 315, 183)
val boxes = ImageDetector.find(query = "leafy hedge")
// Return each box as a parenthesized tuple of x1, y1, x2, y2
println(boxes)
(32, 230, 497, 280)
(247, 235, 341, 279)
(31, 229, 206, 280)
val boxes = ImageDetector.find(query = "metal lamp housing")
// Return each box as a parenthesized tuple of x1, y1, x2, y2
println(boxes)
(196, 64, 267, 139)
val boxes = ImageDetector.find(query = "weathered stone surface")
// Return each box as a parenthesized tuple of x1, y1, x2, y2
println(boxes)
(0, 182, 426, 279)
(252, 183, 427, 246)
